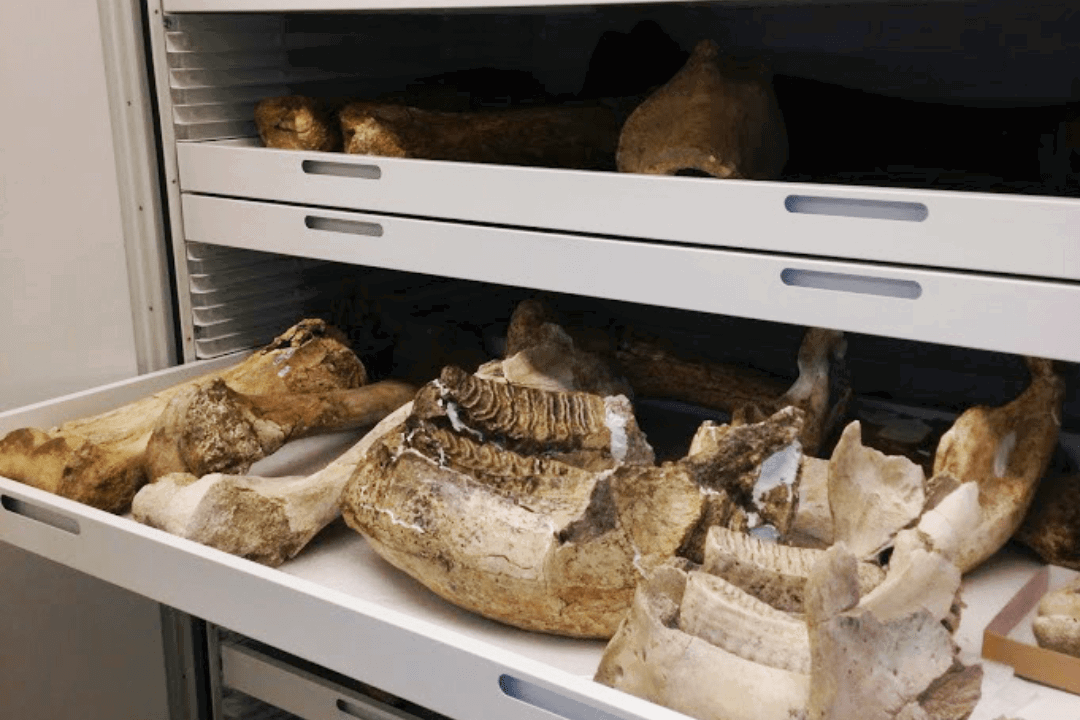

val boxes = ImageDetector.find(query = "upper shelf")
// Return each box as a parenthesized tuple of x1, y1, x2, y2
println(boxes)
(162, 0, 879, 12)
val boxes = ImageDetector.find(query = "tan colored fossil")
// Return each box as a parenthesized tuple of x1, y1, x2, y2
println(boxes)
(1017, 472, 1080, 571)
(805, 543, 982, 720)
(144, 379, 417, 480)
(0, 320, 366, 513)
(789, 456, 833, 549)
(132, 403, 414, 567)
(340, 101, 619, 170)
(617, 39, 787, 179)
(933, 357, 1064, 573)
(1033, 576, 1080, 658)
(701, 526, 885, 613)
(255, 96, 343, 152)
(595, 562, 811, 720)
(828, 420, 926, 561)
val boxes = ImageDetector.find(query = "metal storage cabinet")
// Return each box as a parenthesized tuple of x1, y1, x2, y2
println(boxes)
(3, 1, 1080, 719)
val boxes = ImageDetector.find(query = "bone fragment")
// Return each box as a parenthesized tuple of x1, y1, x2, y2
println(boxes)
(1033, 576, 1080, 658)
(340, 101, 619, 170)
(595, 562, 810, 720)
(617, 39, 788, 179)
(679, 569, 810, 673)
(933, 357, 1064, 573)
(0, 320, 366, 512)
(702, 526, 885, 613)
(1017, 472, 1080, 571)
(789, 456, 833, 549)
(255, 96, 343, 152)
(805, 543, 982, 720)
(828, 420, 926, 560)
(144, 380, 418, 480)
(133, 402, 414, 567)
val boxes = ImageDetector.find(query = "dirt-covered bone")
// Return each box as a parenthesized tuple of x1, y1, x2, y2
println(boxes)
(133, 402, 414, 567)
(1033, 576, 1080, 658)
(255, 96, 343, 152)
(932, 357, 1064, 573)
(340, 101, 619, 170)
(1017, 472, 1080, 571)
(616, 39, 787, 179)
(0, 320, 366, 513)
(144, 379, 417, 480)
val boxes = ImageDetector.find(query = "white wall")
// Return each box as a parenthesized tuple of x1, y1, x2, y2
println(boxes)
(0, 1, 172, 718)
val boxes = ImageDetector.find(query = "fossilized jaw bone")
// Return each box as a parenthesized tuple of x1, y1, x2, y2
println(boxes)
(1033, 576, 1080, 658)
(133, 403, 414, 567)
(595, 562, 811, 720)
(617, 39, 788, 179)
(828, 420, 926, 561)
(144, 380, 418, 480)
(933, 357, 1064, 573)
(702, 526, 885, 613)
(0, 319, 366, 513)
(804, 543, 982, 720)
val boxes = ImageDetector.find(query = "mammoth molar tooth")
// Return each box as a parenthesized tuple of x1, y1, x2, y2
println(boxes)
(1033, 576, 1080, 658)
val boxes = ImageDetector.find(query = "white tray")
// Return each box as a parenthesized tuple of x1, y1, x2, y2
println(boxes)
(181, 192, 1080, 363)
(2, 362, 1080, 720)
(177, 139, 1080, 283)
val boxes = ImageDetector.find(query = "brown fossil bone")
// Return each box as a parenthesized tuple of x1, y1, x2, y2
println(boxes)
(144, 379, 418, 480)
(340, 101, 619, 170)
(1033, 576, 1080, 658)
(132, 402, 414, 567)
(1017, 472, 1080, 571)
(255, 96, 343, 152)
(805, 542, 982, 720)
(616, 39, 787, 179)
(932, 357, 1064, 573)
(0, 320, 366, 513)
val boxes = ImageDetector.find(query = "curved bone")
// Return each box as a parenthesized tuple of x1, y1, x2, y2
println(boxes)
(805, 543, 981, 720)
(679, 569, 810, 673)
(932, 357, 1064, 573)
(595, 563, 810, 720)
(1033, 577, 1080, 658)
(1017, 472, 1080, 571)
(0, 319, 365, 512)
(828, 420, 926, 560)
(616, 39, 788, 179)
(144, 379, 417, 480)
(133, 402, 414, 567)
(778, 328, 850, 456)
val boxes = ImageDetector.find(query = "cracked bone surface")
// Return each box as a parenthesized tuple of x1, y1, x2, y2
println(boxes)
(1033, 576, 1080, 658)
(828, 420, 926, 561)
(133, 402, 415, 567)
(616, 39, 787, 179)
(144, 379, 418, 480)
(789, 456, 832, 549)
(617, 327, 848, 456)
(255, 96, 343, 152)
(0, 320, 366, 512)
(595, 562, 811, 720)
(932, 357, 1064, 573)
(340, 101, 619, 169)
(805, 543, 982, 720)
(702, 526, 885, 613)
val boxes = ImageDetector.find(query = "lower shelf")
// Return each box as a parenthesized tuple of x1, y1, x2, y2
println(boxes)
(1, 361, 1079, 720)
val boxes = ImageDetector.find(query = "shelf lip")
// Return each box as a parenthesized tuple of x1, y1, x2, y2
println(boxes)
(177, 140, 1080, 284)
(165, 0, 712, 11)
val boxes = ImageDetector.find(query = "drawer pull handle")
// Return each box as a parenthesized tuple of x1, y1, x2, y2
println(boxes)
(1, 495, 80, 535)
(335, 698, 381, 719)
(305, 216, 384, 237)
(785, 195, 928, 222)
(781, 268, 922, 299)
(302, 160, 381, 180)
(499, 674, 621, 720)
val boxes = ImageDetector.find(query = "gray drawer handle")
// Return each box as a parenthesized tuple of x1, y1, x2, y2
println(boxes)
(499, 674, 622, 720)
(785, 195, 928, 222)
(1, 495, 80, 535)
(781, 268, 922, 299)
(302, 160, 381, 180)
(305, 216, 384, 237)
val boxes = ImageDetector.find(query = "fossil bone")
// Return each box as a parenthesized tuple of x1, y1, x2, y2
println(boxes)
(932, 357, 1064, 573)
(255, 96, 343, 152)
(617, 39, 788, 179)
(789, 455, 833, 549)
(595, 562, 811, 720)
(144, 379, 417, 480)
(1033, 576, 1080, 658)
(133, 402, 414, 567)
(0, 320, 366, 512)
(828, 420, 926, 561)
(1017, 472, 1080, 571)
(805, 543, 982, 720)
(702, 525, 885, 613)
(340, 101, 619, 170)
